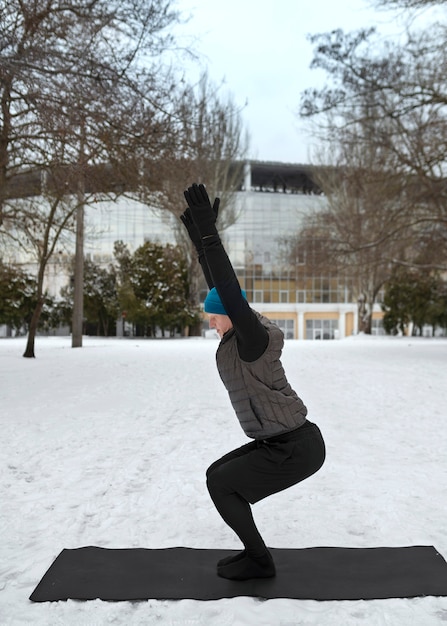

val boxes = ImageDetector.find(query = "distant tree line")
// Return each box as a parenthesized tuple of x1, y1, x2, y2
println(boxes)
(0, 260, 57, 334)
(382, 267, 447, 336)
(0, 240, 199, 337)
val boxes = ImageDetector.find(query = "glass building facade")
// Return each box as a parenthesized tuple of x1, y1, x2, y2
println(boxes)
(3, 161, 385, 339)
(73, 163, 381, 338)
(221, 190, 352, 307)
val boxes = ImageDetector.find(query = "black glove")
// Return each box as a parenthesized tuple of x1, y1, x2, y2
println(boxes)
(180, 207, 202, 250)
(183, 183, 220, 239)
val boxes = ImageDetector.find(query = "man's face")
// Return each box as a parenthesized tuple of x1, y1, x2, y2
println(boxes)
(208, 313, 233, 338)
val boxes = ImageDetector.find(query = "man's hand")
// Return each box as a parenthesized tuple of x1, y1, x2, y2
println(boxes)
(183, 183, 220, 238)
(180, 207, 201, 249)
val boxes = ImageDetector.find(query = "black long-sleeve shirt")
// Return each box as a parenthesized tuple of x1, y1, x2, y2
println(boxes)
(200, 234, 269, 362)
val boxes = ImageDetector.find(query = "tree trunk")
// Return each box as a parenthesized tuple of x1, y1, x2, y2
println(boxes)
(189, 320, 202, 336)
(23, 247, 48, 358)
(187, 254, 203, 337)
(23, 298, 44, 358)
(101, 312, 109, 337)
(357, 294, 372, 334)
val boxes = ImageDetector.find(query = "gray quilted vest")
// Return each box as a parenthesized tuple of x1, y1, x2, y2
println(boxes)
(216, 312, 307, 439)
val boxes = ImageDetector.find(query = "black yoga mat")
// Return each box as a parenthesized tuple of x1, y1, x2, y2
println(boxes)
(30, 545, 447, 602)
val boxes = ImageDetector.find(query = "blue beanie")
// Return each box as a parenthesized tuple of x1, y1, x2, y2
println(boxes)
(204, 287, 247, 315)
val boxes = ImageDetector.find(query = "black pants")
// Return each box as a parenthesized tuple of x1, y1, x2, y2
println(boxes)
(206, 421, 326, 558)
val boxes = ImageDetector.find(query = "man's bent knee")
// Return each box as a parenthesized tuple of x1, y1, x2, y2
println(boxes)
(206, 464, 232, 499)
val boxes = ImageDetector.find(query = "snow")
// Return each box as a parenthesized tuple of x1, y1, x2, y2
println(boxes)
(1, 334, 447, 625)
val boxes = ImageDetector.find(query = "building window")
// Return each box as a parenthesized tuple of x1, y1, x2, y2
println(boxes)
(371, 318, 386, 335)
(271, 318, 295, 339)
(300, 276, 350, 304)
(280, 290, 289, 303)
(306, 319, 338, 340)
(254, 290, 263, 303)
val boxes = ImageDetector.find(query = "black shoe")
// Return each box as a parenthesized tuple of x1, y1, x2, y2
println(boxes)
(217, 549, 246, 568)
(217, 550, 276, 580)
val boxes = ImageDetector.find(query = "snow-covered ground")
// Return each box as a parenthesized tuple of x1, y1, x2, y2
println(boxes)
(1, 335, 447, 626)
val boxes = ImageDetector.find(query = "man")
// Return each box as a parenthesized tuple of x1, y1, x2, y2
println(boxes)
(181, 183, 326, 581)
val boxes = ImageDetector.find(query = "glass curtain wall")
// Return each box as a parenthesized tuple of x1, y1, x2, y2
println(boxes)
(222, 191, 351, 306)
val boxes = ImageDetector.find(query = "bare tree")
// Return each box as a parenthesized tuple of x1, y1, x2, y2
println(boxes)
(1, 0, 180, 356)
(374, 0, 445, 8)
(299, 21, 447, 277)
(135, 73, 249, 333)
(299, 136, 418, 332)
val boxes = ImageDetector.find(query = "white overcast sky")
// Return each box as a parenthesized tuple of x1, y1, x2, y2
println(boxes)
(171, 0, 435, 163)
